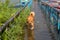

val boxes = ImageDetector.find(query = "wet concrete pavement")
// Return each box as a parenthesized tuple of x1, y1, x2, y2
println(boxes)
(31, 1, 52, 40)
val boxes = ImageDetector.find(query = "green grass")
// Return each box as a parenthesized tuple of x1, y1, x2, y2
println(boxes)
(0, 0, 31, 40)
(0, 0, 20, 26)
(2, 7, 31, 40)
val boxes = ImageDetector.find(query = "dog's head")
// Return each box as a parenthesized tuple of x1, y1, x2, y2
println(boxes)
(30, 12, 35, 17)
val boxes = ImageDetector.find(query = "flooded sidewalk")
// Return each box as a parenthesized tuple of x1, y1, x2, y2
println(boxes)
(31, 1, 52, 40)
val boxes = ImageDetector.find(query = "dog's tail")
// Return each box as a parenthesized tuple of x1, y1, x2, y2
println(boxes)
(30, 12, 35, 17)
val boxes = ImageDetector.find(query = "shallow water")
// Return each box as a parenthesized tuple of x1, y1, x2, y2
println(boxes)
(0, 0, 19, 4)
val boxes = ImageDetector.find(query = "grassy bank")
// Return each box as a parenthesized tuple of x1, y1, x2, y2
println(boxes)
(0, 0, 20, 26)
(2, 7, 31, 40)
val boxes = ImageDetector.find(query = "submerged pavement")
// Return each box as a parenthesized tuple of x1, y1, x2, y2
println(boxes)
(31, 1, 52, 40)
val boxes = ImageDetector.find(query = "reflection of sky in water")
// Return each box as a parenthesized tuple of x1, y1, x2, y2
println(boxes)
(0, 0, 20, 6)
(0, 0, 30, 7)
(0, 0, 19, 4)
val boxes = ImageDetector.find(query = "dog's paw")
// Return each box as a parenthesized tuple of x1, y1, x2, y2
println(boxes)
(30, 27, 34, 30)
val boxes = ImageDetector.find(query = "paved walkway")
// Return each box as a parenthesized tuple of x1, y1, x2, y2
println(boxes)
(31, 1, 52, 40)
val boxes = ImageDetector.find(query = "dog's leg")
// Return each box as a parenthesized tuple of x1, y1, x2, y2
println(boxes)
(31, 23, 34, 30)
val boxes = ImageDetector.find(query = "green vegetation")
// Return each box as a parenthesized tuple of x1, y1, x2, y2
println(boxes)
(2, 7, 30, 40)
(0, 0, 19, 26)
(0, 0, 31, 40)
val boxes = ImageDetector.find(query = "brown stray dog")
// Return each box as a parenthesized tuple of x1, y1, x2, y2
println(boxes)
(27, 12, 35, 30)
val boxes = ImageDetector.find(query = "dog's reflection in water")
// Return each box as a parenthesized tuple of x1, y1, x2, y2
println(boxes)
(26, 12, 35, 40)
(27, 29, 34, 40)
